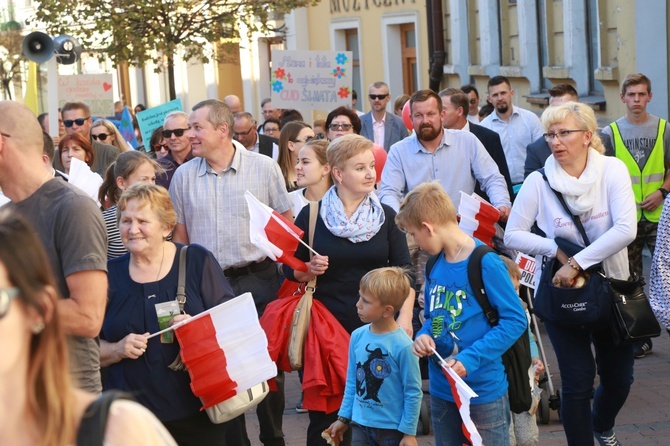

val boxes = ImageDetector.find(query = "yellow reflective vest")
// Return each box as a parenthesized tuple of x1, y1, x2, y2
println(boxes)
(610, 119, 666, 222)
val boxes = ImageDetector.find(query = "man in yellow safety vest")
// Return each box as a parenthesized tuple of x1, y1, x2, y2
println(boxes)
(602, 73, 670, 359)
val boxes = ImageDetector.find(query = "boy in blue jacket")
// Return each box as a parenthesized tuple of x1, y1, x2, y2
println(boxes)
(395, 182, 527, 446)
(327, 267, 422, 446)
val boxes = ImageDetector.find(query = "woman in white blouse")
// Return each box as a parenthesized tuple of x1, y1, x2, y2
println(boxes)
(504, 102, 636, 446)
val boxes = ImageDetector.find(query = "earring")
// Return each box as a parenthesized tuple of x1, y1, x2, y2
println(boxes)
(32, 321, 45, 335)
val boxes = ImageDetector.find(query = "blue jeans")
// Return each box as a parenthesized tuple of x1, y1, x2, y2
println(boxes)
(544, 321, 634, 446)
(351, 423, 405, 445)
(431, 393, 510, 446)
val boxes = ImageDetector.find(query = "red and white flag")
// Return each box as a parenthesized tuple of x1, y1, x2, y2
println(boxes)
(458, 191, 500, 247)
(440, 363, 483, 446)
(174, 293, 277, 409)
(245, 191, 308, 272)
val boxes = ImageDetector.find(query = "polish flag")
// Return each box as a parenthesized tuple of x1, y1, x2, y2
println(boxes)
(245, 191, 308, 272)
(174, 293, 278, 409)
(440, 363, 483, 446)
(458, 191, 500, 246)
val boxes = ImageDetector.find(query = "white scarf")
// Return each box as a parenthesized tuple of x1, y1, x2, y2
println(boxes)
(320, 186, 386, 243)
(544, 148, 604, 215)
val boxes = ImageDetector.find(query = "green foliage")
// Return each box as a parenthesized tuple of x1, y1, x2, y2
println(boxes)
(0, 27, 25, 100)
(29, 0, 318, 71)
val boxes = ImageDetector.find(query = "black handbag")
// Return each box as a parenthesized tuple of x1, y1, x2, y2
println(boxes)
(533, 172, 611, 328)
(607, 275, 661, 344)
(537, 171, 661, 340)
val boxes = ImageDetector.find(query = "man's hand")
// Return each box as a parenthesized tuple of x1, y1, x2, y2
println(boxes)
(641, 190, 664, 211)
(498, 206, 511, 222)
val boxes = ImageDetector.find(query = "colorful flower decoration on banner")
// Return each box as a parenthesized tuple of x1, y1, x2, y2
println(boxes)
(338, 87, 350, 99)
(274, 67, 286, 80)
(335, 53, 348, 65)
(332, 66, 346, 79)
(272, 80, 284, 93)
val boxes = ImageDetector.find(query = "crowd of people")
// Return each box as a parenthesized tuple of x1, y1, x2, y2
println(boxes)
(0, 72, 667, 446)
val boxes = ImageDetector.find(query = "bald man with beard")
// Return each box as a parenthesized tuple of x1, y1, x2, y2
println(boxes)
(0, 101, 108, 393)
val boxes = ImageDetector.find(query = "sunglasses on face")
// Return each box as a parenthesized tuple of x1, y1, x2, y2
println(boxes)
(91, 133, 111, 141)
(369, 94, 389, 100)
(315, 133, 326, 140)
(162, 128, 189, 138)
(153, 143, 169, 151)
(0, 287, 19, 319)
(329, 123, 352, 131)
(63, 117, 90, 127)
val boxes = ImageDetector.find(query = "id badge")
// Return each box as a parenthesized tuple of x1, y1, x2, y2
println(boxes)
(155, 300, 180, 343)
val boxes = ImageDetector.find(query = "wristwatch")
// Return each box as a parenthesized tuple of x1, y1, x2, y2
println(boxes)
(660, 188, 669, 199)
(337, 416, 351, 425)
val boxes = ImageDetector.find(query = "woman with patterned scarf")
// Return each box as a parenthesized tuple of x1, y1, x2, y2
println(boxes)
(283, 134, 415, 446)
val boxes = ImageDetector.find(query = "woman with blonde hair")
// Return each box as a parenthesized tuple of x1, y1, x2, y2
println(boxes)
(91, 119, 131, 153)
(282, 134, 414, 445)
(278, 121, 315, 192)
(288, 139, 333, 218)
(505, 102, 637, 446)
(0, 210, 176, 446)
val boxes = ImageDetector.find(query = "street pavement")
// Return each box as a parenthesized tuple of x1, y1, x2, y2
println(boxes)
(245, 326, 670, 446)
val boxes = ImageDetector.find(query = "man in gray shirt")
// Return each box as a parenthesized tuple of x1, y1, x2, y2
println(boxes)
(0, 100, 108, 392)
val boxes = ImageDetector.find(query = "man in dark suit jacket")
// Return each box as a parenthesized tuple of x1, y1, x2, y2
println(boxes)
(439, 88, 514, 202)
(233, 112, 279, 160)
(524, 84, 579, 178)
(360, 81, 409, 151)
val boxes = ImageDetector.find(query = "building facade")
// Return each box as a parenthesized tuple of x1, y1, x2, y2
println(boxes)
(3, 0, 670, 123)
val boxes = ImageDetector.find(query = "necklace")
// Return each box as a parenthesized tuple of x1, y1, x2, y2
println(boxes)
(155, 242, 165, 282)
(39, 170, 51, 187)
(451, 235, 469, 262)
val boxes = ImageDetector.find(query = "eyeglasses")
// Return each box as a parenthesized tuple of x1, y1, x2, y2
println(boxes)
(293, 137, 314, 143)
(469, 99, 478, 105)
(315, 133, 325, 140)
(0, 287, 20, 319)
(63, 117, 90, 127)
(234, 127, 255, 137)
(543, 129, 586, 142)
(369, 94, 389, 100)
(329, 123, 353, 131)
(153, 143, 169, 152)
(91, 133, 111, 141)
(162, 128, 189, 138)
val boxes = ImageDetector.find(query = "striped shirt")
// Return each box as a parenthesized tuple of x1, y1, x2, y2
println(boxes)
(103, 205, 127, 260)
(169, 143, 292, 270)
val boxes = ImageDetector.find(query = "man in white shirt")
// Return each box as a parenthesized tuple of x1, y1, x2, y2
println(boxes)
(461, 85, 481, 124)
(360, 81, 408, 152)
(480, 76, 544, 192)
(233, 112, 279, 161)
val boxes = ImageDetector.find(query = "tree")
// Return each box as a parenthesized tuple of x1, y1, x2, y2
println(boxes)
(30, 0, 317, 100)
(0, 22, 25, 101)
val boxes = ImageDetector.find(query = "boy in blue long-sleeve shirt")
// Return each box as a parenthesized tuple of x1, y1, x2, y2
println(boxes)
(395, 182, 527, 446)
(327, 267, 422, 446)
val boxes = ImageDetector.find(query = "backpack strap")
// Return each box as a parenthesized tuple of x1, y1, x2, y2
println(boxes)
(76, 391, 126, 446)
(467, 244, 499, 326)
(425, 253, 440, 279)
(176, 246, 188, 314)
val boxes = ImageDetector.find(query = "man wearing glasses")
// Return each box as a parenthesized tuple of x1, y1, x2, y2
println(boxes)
(155, 111, 194, 189)
(233, 112, 279, 161)
(61, 101, 120, 176)
(461, 85, 482, 124)
(360, 81, 408, 152)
